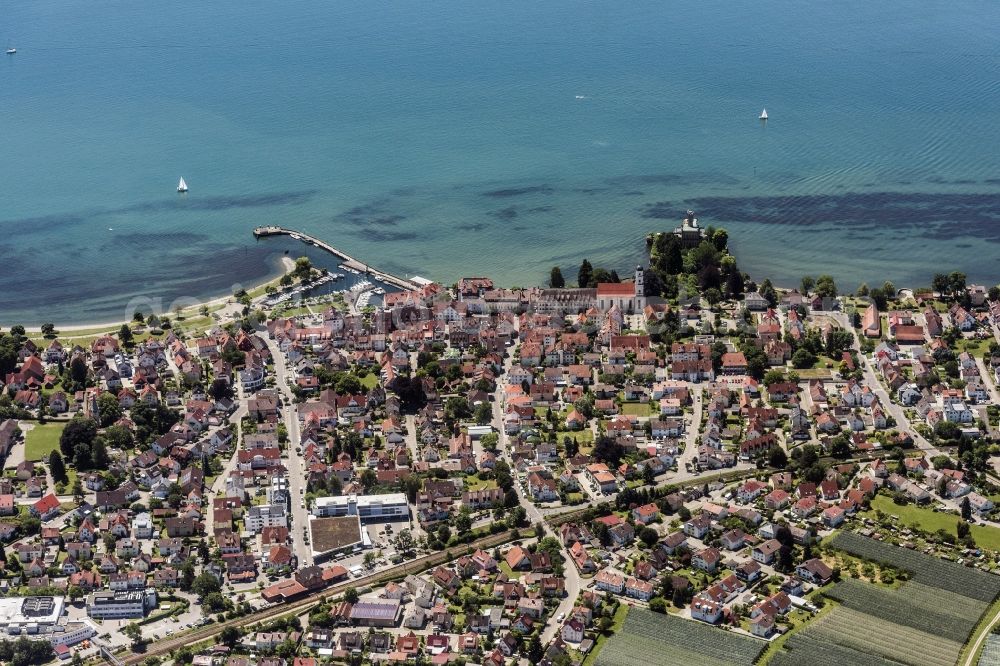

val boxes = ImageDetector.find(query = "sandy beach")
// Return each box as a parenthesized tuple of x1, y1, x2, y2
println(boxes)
(18, 256, 296, 335)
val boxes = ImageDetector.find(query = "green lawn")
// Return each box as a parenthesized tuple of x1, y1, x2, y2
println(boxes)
(960, 339, 993, 359)
(583, 603, 630, 666)
(464, 476, 497, 492)
(564, 429, 594, 444)
(868, 495, 1000, 550)
(359, 373, 379, 390)
(24, 422, 66, 461)
(620, 402, 653, 417)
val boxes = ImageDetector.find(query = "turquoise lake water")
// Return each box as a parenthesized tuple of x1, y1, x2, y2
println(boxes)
(3, 0, 1000, 324)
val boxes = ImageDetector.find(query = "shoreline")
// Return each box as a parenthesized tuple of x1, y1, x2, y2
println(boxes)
(16, 256, 296, 335)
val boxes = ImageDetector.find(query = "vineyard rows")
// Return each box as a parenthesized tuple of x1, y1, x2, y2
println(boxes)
(595, 608, 764, 666)
(796, 605, 963, 666)
(823, 578, 988, 641)
(772, 634, 906, 666)
(979, 634, 1000, 666)
(829, 531, 1000, 603)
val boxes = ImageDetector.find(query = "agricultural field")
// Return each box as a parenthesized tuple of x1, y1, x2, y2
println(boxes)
(595, 608, 765, 666)
(828, 531, 1000, 603)
(772, 632, 907, 666)
(979, 634, 1000, 666)
(770, 532, 1000, 665)
(823, 578, 988, 642)
(780, 605, 963, 666)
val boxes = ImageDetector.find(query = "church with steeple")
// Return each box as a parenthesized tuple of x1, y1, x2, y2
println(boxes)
(595, 265, 647, 313)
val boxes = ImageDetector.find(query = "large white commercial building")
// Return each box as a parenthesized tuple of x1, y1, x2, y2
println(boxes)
(313, 493, 409, 521)
(87, 589, 157, 619)
(0, 597, 97, 646)
(48, 621, 97, 647)
(0, 596, 65, 635)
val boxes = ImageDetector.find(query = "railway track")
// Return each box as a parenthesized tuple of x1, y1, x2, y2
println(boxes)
(112, 529, 524, 665)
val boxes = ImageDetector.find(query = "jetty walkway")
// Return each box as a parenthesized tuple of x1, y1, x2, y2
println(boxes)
(253, 226, 419, 291)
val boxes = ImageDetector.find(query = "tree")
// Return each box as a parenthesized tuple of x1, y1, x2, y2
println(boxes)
(207, 378, 235, 401)
(455, 509, 472, 534)
(437, 524, 452, 545)
(711, 228, 729, 251)
(91, 437, 110, 470)
(293, 256, 313, 278)
(60, 417, 97, 459)
(563, 436, 579, 459)
(760, 279, 778, 307)
(100, 425, 130, 451)
(577, 259, 593, 288)
(344, 587, 359, 604)
(639, 527, 659, 547)
(549, 266, 565, 288)
(763, 369, 786, 386)
(934, 420, 962, 442)
(119, 323, 134, 346)
(800, 276, 815, 295)
(122, 623, 145, 648)
(444, 396, 472, 422)
(791, 348, 816, 369)
(48, 451, 68, 485)
(961, 496, 972, 521)
(203, 592, 227, 612)
(814, 275, 838, 298)
(527, 636, 543, 662)
(0, 334, 19, 376)
(396, 529, 415, 555)
(97, 391, 122, 427)
(192, 572, 221, 598)
(869, 287, 888, 310)
(829, 434, 851, 459)
(593, 435, 625, 466)
(769, 447, 788, 469)
(219, 626, 241, 647)
(950, 271, 967, 295)
(334, 373, 363, 396)
(360, 468, 377, 492)
(40, 323, 55, 336)
(474, 401, 492, 425)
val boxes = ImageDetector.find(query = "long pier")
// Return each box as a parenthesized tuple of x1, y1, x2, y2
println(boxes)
(253, 226, 419, 291)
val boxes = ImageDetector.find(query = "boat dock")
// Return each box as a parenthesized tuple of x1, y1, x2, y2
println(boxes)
(253, 226, 419, 291)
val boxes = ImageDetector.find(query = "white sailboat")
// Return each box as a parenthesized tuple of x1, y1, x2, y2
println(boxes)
(177, 177, 188, 193)
(5, 48, 15, 55)
(759, 108, 768, 121)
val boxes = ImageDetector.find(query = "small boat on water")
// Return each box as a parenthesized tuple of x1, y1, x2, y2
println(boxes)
(6, 48, 15, 55)
(759, 108, 768, 121)
(177, 177, 188, 193)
